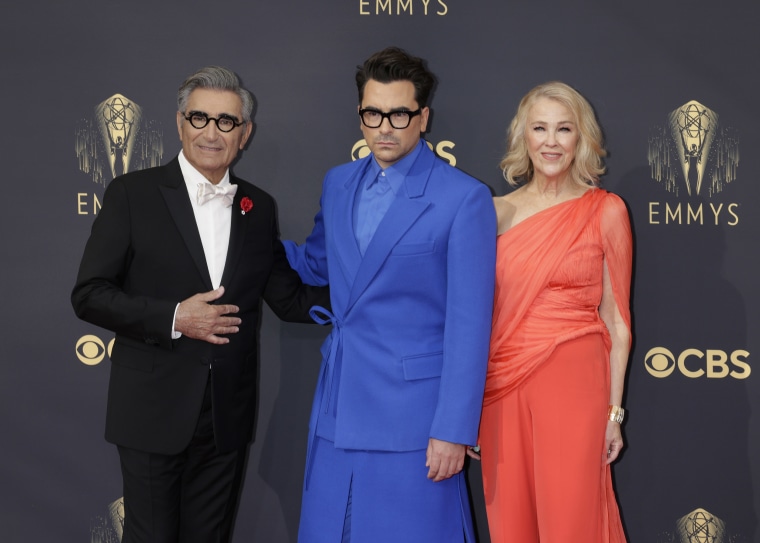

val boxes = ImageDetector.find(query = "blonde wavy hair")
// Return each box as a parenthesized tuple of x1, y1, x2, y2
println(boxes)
(500, 81, 606, 188)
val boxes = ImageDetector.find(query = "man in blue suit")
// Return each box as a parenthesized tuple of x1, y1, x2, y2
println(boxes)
(286, 47, 496, 542)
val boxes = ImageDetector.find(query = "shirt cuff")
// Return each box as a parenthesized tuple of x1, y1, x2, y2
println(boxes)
(171, 303, 182, 339)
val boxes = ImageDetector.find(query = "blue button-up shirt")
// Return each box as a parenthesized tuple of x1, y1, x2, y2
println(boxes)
(353, 140, 424, 255)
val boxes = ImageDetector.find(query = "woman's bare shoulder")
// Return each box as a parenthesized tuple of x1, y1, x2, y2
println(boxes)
(493, 190, 524, 233)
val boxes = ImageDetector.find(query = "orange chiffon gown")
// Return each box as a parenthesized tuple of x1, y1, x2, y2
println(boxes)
(479, 189, 631, 543)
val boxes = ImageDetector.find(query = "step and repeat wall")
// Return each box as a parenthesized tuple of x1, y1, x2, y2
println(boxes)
(2, 1, 758, 541)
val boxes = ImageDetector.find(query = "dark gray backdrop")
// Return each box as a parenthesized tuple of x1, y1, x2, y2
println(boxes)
(1, 1, 758, 541)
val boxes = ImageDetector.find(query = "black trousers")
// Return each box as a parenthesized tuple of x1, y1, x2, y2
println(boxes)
(118, 380, 246, 543)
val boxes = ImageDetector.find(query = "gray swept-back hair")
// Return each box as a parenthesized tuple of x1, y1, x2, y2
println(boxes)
(177, 66, 254, 122)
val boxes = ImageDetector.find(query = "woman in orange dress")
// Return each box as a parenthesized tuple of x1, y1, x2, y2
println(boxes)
(474, 82, 631, 542)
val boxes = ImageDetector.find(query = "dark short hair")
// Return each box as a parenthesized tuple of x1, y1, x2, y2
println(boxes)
(356, 47, 436, 108)
(177, 66, 254, 123)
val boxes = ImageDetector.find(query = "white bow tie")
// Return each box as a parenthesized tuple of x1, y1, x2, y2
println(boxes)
(196, 182, 238, 207)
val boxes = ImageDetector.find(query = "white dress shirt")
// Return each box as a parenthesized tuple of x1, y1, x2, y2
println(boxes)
(172, 151, 234, 338)
(178, 151, 233, 289)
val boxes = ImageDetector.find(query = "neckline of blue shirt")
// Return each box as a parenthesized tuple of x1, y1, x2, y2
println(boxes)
(365, 139, 425, 195)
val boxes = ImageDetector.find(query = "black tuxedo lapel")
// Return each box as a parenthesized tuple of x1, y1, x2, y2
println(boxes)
(219, 179, 247, 290)
(158, 159, 214, 290)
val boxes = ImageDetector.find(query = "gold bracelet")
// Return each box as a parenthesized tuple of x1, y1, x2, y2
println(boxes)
(608, 405, 625, 424)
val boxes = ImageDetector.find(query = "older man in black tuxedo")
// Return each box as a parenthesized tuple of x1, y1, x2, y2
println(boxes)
(72, 66, 327, 543)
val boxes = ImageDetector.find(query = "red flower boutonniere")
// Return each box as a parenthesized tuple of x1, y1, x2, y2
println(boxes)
(240, 197, 253, 215)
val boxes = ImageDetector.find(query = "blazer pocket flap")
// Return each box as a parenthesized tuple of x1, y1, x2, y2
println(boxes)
(391, 241, 435, 256)
(402, 352, 443, 380)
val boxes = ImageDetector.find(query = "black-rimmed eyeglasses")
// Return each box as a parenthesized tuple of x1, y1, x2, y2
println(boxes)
(183, 111, 244, 133)
(359, 108, 422, 129)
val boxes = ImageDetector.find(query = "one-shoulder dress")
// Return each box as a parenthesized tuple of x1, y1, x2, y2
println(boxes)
(479, 189, 631, 542)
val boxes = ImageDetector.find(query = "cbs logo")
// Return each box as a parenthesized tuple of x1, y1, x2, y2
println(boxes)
(75, 335, 114, 366)
(352, 139, 457, 166)
(645, 347, 751, 379)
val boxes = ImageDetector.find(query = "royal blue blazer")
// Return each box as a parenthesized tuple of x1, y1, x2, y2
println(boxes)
(286, 142, 496, 454)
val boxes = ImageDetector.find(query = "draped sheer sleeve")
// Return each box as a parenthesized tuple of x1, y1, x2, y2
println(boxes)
(600, 193, 633, 347)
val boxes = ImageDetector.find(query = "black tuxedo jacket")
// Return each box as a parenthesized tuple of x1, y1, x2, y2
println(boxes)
(72, 157, 327, 454)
